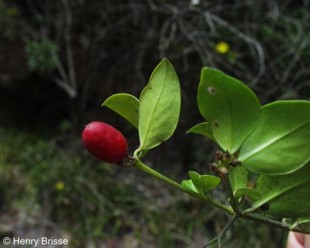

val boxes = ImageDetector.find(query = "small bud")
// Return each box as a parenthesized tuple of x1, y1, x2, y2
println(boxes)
(215, 150, 224, 161)
(229, 160, 241, 167)
(223, 152, 231, 162)
(210, 163, 218, 172)
(218, 167, 229, 177)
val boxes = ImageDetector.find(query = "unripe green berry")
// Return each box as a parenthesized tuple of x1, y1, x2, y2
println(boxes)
(82, 121, 128, 164)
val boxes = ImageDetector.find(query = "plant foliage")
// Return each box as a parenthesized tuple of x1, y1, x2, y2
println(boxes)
(103, 58, 310, 246)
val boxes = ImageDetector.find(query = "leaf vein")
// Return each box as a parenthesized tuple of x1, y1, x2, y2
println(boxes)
(140, 65, 167, 148)
(242, 121, 310, 162)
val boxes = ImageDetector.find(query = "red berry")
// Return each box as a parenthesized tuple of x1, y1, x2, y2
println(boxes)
(82, 121, 128, 164)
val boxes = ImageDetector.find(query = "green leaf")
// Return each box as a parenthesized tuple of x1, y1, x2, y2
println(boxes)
(181, 179, 199, 194)
(234, 187, 261, 201)
(188, 171, 221, 195)
(283, 218, 310, 232)
(189, 171, 202, 192)
(228, 166, 248, 195)
(186, 122, 216, 141)
(239, 100, 310, 175)
(138, 58, 181, 150)
(197, 67, 261, 153)
(229, 167, 260, 201)
(102, 93, 139, 128)
(200, 175, 221, 192)
(252, 163, 310, 218)
(292, 218, 310, 232)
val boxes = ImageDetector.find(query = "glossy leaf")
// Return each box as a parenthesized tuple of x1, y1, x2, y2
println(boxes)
(229, 166, 248, 195)
(189, 171, 221, 195)
(186, 122, 216, 141)
(228, 167, 260, 201)
(234, 187, 261, 201)
(189, 171, 202, 192)
(239, 101, 310, 175)
(102, 93, 139, 128)
(252, 163, 310, 218)
(197, 67, 261, 153)
(200, 175, 221, 192)
(138, 58, 181, 150)
(181, 179, 199, 194)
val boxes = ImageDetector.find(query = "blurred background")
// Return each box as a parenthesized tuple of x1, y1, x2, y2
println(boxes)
(1, 0, 310, 247)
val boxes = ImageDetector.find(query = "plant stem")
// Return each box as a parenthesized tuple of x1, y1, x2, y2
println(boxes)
(133, 150, 234, 215)
(243, 213, 310, 234)
(203, 214, 238, 248)
(133, 151, 310, 235)
(222, 174, 242, 215)
(134, 150, 183, 191)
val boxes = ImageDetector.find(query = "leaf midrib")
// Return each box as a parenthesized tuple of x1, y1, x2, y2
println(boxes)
(241, 121, 309, 162)
(140, 65, 167, 149)
(253, 180, 307, 208)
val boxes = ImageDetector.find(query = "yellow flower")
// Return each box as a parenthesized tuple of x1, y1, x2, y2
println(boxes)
(55, 181, 65, 191)
(215, 42, 230, 54)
